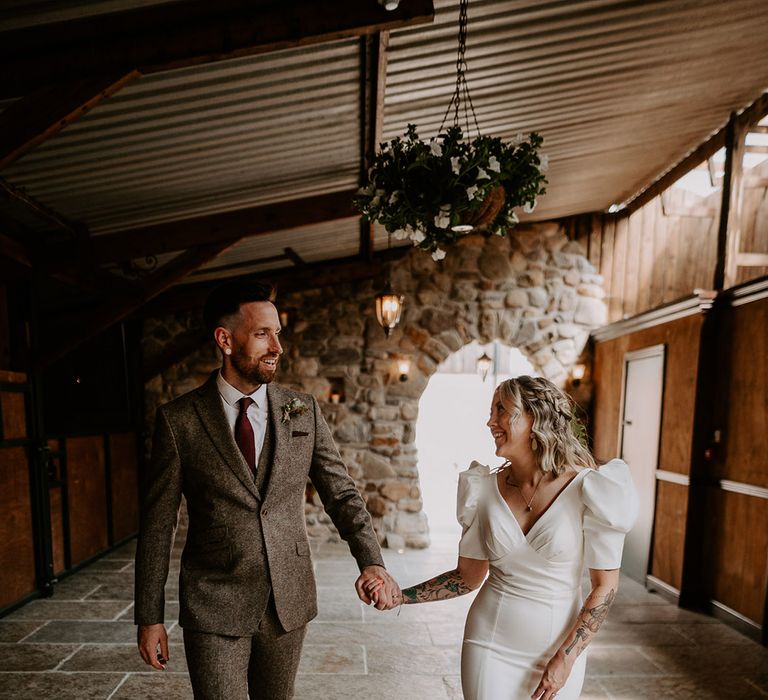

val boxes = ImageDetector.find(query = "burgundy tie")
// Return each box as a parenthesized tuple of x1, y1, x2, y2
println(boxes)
(235, 397, 256, 472)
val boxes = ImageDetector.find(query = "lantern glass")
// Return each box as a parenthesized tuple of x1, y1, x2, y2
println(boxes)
(375, 291, 404, 335)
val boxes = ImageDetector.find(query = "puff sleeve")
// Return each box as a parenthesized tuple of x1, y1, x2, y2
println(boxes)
(582, 459, 639, 569)
(457, 461, 490, 560)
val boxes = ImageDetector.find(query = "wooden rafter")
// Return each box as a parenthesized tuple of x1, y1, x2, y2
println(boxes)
(0, 72, 139, 171)
(0, 0, 434, 98)
(42, 189, 359, 270)
(139, 246, 408, 319)
(358, 31, 389, 261)
(37, 239, 239, 370)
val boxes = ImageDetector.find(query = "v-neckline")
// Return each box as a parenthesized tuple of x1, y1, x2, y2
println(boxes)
(494, 468, 587, 538)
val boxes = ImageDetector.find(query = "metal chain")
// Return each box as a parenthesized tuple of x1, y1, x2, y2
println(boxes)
(438, 0, 481, 137)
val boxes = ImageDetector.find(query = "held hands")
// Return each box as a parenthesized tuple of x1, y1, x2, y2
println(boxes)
(355, 566, 401, 611)
(137, 623, 170, 671)
(531, 651, 572, 700)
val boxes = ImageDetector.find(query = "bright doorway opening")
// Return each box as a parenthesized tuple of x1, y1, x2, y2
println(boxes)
(416, 341, 537, 541)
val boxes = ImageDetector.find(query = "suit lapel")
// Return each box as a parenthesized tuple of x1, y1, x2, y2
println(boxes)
(192, 372, 262, 501)
(262, 383, 291, 504)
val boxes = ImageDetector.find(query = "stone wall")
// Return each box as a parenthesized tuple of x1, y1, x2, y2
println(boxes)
(144, 224, 607, 548)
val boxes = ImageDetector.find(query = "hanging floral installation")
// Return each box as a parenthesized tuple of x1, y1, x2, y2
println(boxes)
(354, 0, 548, 261)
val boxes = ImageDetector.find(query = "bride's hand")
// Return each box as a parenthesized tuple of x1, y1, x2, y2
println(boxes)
(531, 651, 572, 700)
(363, 576, 386, 602)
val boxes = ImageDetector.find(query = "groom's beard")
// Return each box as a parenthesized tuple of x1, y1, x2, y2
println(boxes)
(230, 348, 279, 385)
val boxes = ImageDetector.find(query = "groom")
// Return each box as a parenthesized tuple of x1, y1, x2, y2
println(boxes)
(135, 280, 399, 699)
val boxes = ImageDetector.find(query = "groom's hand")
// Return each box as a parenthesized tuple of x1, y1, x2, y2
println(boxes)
(137, 623, 169, 670)
(356, 566, 401, 610)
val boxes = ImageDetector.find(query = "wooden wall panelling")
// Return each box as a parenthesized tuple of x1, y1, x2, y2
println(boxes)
(709, 488, 768, 625)
(66, 436, 108, 565)
(649, 199, 667, 309)
(0, 446, 37, 608)
(611, 217, 628, 321)
(623, 209, 642, 319)
(109, 432, 139, 542)
(0, 391, 26, 440)
(717, 297, 768, 486)
(600, 217, 616, 319)
(650, 480, 688, 591)
(736, 167, 768, 285)
(637, 204, 654, 312)
(49, 487, 66, 575)
(588, 213, 602, 271)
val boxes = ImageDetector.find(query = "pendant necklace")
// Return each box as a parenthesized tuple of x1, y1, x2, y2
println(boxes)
(505, 471, 544, 512)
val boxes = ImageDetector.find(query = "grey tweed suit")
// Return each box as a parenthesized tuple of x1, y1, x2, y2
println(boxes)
(134, 371, 383, 644)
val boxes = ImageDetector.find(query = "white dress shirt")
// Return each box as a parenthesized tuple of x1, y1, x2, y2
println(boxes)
(216, 372, 268, 468)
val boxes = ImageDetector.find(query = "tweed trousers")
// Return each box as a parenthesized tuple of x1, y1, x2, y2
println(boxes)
(183, 595, 306, 700)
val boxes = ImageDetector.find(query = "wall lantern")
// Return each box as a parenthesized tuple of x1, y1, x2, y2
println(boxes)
(397, 357, 411, 382)
(571, 363, 586, 387)
(375, 285, 404, 336)
(375, 231, 405, 336)
(476, 352, 492, 382)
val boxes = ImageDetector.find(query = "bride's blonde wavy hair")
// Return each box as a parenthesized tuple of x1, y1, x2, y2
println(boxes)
(496, 376, 596, 476)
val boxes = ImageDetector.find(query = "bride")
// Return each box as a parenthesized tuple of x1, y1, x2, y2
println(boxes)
(368, 376, 638, 700)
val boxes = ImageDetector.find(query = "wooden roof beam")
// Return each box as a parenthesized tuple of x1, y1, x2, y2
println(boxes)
(0, 73, 139, 171)
(37, 239, 238, 370)
(0, 0, 435, 98)
(358, 31, 389, 261)
(42, 189, 360, 270)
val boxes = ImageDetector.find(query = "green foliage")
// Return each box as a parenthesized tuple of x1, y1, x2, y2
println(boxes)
(353, 124, 548, 257)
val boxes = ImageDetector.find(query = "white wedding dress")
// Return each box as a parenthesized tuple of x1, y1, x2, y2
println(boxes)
(457, 459, 637, 700)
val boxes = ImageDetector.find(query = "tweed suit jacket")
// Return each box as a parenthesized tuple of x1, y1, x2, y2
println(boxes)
(134, 372, 384, 635)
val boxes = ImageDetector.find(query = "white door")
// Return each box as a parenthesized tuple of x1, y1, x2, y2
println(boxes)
(618, 345, 665, 583)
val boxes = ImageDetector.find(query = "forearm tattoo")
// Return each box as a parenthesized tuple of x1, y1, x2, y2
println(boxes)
(563, 588, 616, 658)
(401, 569, 473, 604)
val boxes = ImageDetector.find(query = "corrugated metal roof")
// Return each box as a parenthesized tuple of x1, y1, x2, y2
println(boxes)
(4, 39, 361, 234)
(383, 0, 768, 219)
(0, 0, 182, 31)
(2, 0, 768, 283)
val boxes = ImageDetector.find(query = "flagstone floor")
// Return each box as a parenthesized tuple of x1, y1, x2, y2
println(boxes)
(1, 528, 767, 700)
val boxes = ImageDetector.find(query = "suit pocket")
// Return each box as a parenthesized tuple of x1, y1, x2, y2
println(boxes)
(292, 430, 309, 437)
(296, 541, 311, 557)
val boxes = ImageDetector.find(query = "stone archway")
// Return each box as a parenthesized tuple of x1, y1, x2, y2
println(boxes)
(144, 224, 608, 548)
(276, 225, 607, 548)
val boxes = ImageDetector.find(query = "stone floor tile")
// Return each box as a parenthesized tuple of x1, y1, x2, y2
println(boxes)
(580, 678, 612, 699)
(117, 602, 178, 622)
(586, 645, 668, 677)
(365, 642, 460, 675)
(641, 644, 768, 677)
(84, 560, 133, 573)
(609, 603, 718, 624)
(60, 643, 188, 673)
(442, 674, 462, 699)
(6, 601, 130, 621)
(673, 621, 761, 646)
(293, 674, 450, 699)
(600, 675, 764, 699)
(102, 542, 136, 560)
(25, 621, 137, 644)
(425, 622, 466, 647)
(0, 672, 124, 700)
(0, 621, 46, 643)
(315, 598, 364, 622)
(297, 643, 365, 674)
(0, 643, 81, 671)
(305, 621, 432, 646)
(109, 672, 193, 700)
(592, 621, 692, 646)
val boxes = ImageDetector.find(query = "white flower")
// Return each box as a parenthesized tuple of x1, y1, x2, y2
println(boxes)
(429, 140, 443, 157)
(540, 154, 549, 172)
(393, 228, 409, 240)
(371, 195, 381, 208)
(466, 185, 479, 200)
(523, 199, 537, 213)
(476, 167, 490, 180)
(357, 185, 375, 196)
(512, 132, 524, 146)
(434, 205, 451, 229)
(410, 228, 426, 244)
(388, 191, 400, 205)
(450, 156, 461, 175)
(374, 189, 386, 197)
(432, 248, 446, 261)
(487, 156, 501, 173)
(507, 211, 520, 225)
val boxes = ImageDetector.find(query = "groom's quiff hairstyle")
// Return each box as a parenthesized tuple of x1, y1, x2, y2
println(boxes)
(203, 280, 277, 332)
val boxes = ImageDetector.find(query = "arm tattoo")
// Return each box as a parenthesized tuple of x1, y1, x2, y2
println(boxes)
(401, 569, 473, 604)
(563, 588, 616, 658)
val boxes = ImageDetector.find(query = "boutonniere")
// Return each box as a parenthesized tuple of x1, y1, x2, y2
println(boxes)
(281, 398, 308, 423)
